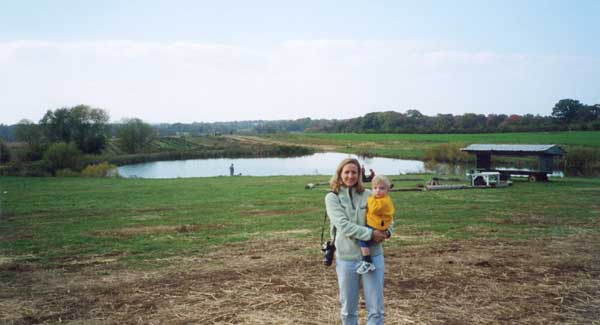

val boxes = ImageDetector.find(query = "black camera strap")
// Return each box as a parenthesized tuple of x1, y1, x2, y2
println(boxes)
(320, 211, 331, 246)
(321, 192, 337, 247)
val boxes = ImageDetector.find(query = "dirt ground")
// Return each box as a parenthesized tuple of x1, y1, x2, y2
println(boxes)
(1, 232, 599, 324)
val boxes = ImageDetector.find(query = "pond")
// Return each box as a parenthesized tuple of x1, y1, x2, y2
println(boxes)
(117, 152, 427, 179)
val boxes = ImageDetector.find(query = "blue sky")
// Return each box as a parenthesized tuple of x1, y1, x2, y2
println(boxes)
(1, 0, 599, 123)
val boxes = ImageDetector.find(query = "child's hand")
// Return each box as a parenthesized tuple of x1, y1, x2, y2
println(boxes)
(372, 230, 387, 243)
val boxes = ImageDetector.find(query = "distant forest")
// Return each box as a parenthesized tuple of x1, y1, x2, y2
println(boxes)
(1, 98, 599, 141)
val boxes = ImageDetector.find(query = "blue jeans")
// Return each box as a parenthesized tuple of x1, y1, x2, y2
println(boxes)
(335, 254, 385, 325)
(359, 225, 378, 249)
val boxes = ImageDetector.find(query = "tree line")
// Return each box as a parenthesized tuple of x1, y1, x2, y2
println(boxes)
(150, 100, 597, 135)
(129, 98, 600, 134)
(0, 105, 155, 174)
(1, 99, 598, 142)
(315, 99, 600, 133)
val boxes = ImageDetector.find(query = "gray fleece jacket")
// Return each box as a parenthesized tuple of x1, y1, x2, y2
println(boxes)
(325, 186, 392, 261)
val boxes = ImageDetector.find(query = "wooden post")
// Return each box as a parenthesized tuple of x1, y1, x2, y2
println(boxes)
(476, 152, 491, 170)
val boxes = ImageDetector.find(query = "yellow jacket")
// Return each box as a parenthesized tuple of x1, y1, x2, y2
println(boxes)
(366, 195, 394, 230)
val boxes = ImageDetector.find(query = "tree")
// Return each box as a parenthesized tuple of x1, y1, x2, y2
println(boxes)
(499, 114, 522, 130)
(0, 124, 17, 141)
(457, 113, 486, 131)
(40, 108, 71, 143)
(551, 99, 585, 124)
(432, 114, 455, 133)
(406, 109, 424, 120)
(592, 104, 600, 119)
(15, 119, 42, 145)
(116, 118, 156, 154)
(15, 119, 47, 160)
(485, 114, 506, 130)
(378, 111, 403, 132)
(40, 105, 110, 153)
(70, 105, 110, 153)
(360, 113, 382, 131)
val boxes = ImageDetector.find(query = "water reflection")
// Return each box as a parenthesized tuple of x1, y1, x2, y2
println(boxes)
(117, 153, 565, 179)
(117, 152, 426, 179)
(425, 161, 467, 176)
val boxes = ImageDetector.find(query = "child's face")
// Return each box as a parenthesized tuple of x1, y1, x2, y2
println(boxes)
(371, 182, 388, 198)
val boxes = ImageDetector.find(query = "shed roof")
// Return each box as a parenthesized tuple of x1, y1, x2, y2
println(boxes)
(461, 144, 564, 156)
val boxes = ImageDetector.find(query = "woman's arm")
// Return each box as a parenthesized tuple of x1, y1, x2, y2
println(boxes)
(325, 193, 372, 242)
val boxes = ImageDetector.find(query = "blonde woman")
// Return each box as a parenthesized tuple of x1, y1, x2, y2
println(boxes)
(325, 158, 391, 325)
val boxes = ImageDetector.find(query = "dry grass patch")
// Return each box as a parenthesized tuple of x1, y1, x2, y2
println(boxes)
(89, 224, 225, 238)
(487, 213, 584, 227)
(1, 233, 599, 324)
(385, 234, 600, 323)
(0, 233, 34, 243)
(133, 207, 174, 213)
(239, 208, 318, 218)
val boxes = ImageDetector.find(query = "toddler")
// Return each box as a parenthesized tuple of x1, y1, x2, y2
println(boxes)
(357, 175, 394, 274)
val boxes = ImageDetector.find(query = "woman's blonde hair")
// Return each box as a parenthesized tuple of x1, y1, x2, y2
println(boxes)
(329, 158, 365, 194)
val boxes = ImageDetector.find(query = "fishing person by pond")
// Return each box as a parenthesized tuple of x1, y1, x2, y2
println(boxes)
(325, 158, 392, 324)
(361, 167, 376, 183)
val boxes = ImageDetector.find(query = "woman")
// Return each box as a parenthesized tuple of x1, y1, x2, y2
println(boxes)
(325, 158, 390, 325)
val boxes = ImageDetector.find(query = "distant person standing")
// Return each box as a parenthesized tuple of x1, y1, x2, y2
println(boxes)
(361, 165, 368, 182)
(229, 163, 234, 176)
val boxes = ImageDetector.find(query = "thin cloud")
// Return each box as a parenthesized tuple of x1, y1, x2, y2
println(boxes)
(0, 40, 598, 124)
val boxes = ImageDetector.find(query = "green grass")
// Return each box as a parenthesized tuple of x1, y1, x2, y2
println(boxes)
(302, 131, 600, 146)
(1, 175, 599, 268)
(259, 131, 600, 159)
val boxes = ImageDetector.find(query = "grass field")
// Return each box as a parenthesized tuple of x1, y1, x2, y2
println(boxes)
(252, 131, 600, 159)
(1, 175, 599, 323)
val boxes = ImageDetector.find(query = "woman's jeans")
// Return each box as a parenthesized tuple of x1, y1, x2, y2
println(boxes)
(335, 254, 384, 325)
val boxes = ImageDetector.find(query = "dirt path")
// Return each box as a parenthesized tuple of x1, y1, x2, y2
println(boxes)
(2, 234, 599, 324)
(224, 135, 338, 152)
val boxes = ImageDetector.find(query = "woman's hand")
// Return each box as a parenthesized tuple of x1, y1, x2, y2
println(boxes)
(372, 230, 387, 243)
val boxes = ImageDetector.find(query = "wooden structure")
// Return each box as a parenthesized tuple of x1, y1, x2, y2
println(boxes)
(461, 144, 565, 182)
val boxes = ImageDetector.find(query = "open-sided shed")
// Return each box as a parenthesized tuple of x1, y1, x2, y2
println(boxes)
(461, 144, 565, 181)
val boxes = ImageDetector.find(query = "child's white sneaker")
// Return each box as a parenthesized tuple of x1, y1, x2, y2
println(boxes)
(356, 261, 376, 274)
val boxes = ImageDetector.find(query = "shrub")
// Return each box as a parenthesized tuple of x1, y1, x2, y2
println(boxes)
(55, 169, 80, 177)
(81, 162, 118, 177)
(44, 142, 82, 173)
(23, 161, 51, 176)
(0, 161, 51, 176)
(0, 162, 20, 175)
(0, 140, 10, 164)
(564, 147, 600, 176)
(424, 143, 470, 163)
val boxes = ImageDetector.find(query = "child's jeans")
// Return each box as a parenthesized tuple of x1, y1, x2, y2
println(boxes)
(359, 226, 374, 250)
(358, 239, 372, 249)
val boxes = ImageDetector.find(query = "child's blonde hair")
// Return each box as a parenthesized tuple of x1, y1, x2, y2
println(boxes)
(371, 175, 391, 188)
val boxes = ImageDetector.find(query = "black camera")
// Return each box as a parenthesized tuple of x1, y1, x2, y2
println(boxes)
(321, 240, 335, 266)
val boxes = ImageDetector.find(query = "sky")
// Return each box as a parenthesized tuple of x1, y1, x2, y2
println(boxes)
(1, 0, 599, 124)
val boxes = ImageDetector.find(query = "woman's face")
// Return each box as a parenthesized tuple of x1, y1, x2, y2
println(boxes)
(340, 163, 359, 187)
